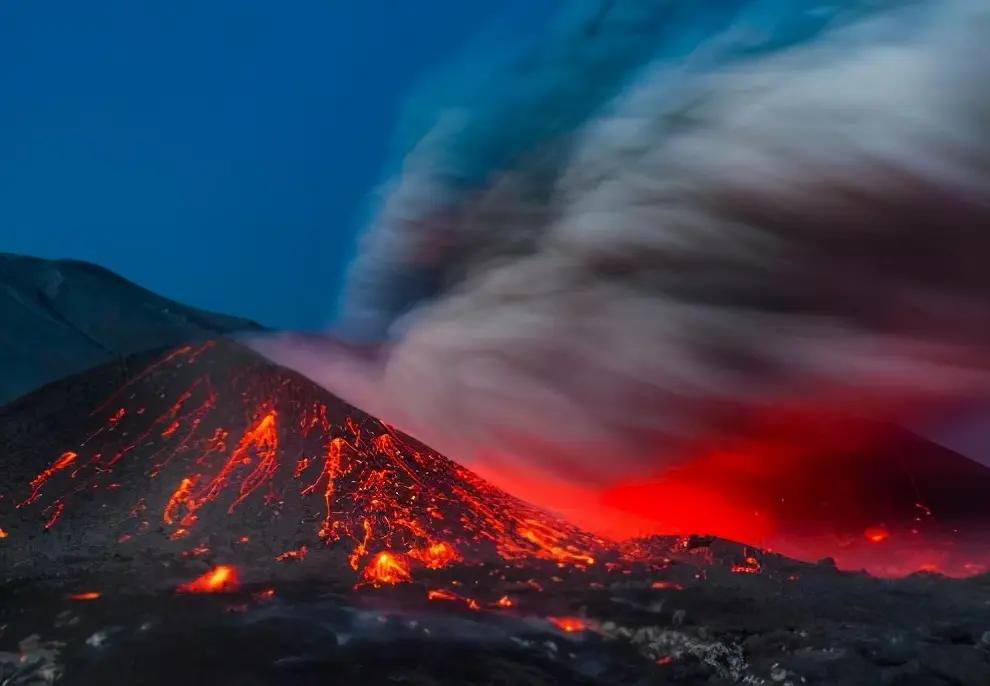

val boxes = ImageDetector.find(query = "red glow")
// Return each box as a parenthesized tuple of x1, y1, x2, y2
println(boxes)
(731, 555, 762, 575)
(409, 541, 461, 569)
(427, 588, 481, 610)
(359, 551, 412, 587)
(548, 617, 586, 633)
(865, 527, 890, 544)
(177, 565, 240, 594)
(20, 451, 77, 507)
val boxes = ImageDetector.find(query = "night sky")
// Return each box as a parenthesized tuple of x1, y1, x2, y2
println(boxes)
(0, 0, 525, 328)
(4, 0, 989, 466)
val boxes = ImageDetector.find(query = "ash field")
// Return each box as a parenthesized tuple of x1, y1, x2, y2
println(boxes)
(1, 340, 990, 686)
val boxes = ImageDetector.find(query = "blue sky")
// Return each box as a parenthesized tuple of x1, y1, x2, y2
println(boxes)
(0, 0, 522, 328)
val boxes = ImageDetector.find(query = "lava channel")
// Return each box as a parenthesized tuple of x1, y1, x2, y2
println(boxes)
(1, 339, 989, 587)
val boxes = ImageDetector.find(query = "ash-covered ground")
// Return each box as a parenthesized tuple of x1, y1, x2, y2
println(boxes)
(1, 341, 989, 685)
(2, 543, 989, 686)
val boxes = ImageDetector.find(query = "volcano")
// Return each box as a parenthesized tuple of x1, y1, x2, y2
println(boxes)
(3, 338, 990, 588)
(0, 339, 608, 590)
(3, 340, 990, 686)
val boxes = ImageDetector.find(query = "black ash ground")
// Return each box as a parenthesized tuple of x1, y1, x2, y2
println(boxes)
(2, 544, 990, 686)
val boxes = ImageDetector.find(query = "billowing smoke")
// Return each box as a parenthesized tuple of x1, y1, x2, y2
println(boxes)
(248, 0, 990, 511)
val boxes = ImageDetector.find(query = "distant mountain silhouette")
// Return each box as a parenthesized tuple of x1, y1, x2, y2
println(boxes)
(0, 253, 262, 406)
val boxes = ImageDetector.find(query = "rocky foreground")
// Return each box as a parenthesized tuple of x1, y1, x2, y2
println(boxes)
(2, 539, 989, 686)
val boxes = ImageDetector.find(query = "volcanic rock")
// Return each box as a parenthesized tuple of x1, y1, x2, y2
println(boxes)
(0, 252, 262, 406)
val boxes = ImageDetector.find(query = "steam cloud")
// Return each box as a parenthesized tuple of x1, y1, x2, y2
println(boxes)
(248, 0, 990, 498)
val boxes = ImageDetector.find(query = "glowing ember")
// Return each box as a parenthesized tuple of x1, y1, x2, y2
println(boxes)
(20, 451, 77, 507)
(409, 541, 461, 569)
(360, 551, 412, 587)
(427, 589, 481, 610)
(865, 527, 890, 544)
(177, 565, 240, 594)
(66, 592, 101, 601)
(731, 556, 763, 575)
(548, 617, 587, 633)
(276, 546, 308, 562)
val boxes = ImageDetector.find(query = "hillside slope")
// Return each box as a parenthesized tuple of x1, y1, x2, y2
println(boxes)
(0, 253, 262, 406)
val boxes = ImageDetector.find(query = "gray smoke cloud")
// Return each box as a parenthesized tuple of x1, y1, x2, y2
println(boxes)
(248, 0, 990, 501)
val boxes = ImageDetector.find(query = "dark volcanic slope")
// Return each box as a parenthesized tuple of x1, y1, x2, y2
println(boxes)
(0, 253, 262, 406)
(0, 340, 605, 587)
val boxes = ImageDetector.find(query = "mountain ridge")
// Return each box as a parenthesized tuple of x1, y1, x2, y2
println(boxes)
(0, 252, 264, 406)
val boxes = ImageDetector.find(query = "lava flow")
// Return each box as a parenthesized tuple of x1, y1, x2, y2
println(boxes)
(0, 340, 609, 589)
(1, 340, 989, 589)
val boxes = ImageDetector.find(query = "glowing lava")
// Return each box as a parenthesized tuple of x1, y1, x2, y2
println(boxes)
(360, 551, 413, 587)
(177, 566, 240, 594)
(548, 617, 587, 633)
(1, 341, 607, 588)
(2, 340, 989, 583)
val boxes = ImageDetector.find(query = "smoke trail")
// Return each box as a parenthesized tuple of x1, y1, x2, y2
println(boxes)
(248, 0, 990, 509)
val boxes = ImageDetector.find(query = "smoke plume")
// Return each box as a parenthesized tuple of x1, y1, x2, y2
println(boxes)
(247, 0, 990, 516)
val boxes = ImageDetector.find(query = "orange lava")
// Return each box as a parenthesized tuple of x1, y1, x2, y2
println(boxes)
(5, 341, 990, 586)
(360, 551, 413, 587)
(548, 617, 587, 633)
(21, 451, 77, 507)
(177, 565, 240, 594)
(275, 546, 309, 562)
(730, 555, 763, 575)
(865, 527, 890, 544)
(427, 589, 481, 610)
(66, 592, 101, 601)
(409, 541, 461, 569)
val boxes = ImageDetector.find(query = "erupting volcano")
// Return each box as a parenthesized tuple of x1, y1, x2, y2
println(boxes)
(0, 341, 611, 590)
(2, 339, 990, 595)
(3, 340, 990, 686)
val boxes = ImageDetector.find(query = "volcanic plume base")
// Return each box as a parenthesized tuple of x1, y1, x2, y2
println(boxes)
(1, 341, 990, 685)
